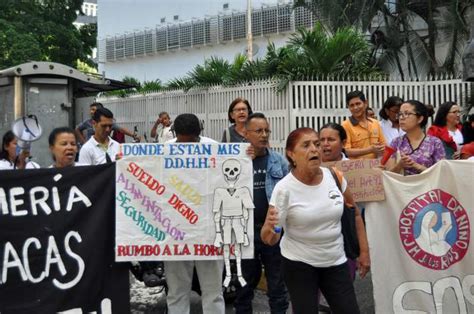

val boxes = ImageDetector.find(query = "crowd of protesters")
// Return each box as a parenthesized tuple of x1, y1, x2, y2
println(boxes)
(1, 91, 473, 314)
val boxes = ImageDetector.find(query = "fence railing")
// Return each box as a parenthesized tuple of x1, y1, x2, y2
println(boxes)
(77, 78, 472, 154)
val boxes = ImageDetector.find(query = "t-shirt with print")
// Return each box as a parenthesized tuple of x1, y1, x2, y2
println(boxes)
(270, 167, 348, 267)
(253, 153, 268, 227)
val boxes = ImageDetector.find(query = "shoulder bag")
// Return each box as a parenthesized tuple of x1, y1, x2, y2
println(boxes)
(329, 167, 360, 259)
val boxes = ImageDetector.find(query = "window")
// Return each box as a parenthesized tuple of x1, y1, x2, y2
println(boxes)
(223, 3, 229, 9)
(161, 17, 166, 23)
(145, 31, 154, 54)
(115, 36, 125, 59)
(125, 35, 134, 57)
(156, 28, 167, 51)
(180, 23, 192, 47)
(106, 38, 115, 61)
(262, 7, 277, 34)
(134, 32, 145, 56)
(167, 25, 179, 49)
(174, 15, 179, 21)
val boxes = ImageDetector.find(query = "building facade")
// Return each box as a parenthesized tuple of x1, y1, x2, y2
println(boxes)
(97, 0, 316, 82)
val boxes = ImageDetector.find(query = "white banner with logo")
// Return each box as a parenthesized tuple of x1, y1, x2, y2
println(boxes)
(366, 160, 474, 313)
(115, 142, 254, 261)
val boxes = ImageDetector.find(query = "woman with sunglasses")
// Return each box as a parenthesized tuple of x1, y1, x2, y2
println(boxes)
(428, 101, 464, 159)
(386, 100, 445, 175)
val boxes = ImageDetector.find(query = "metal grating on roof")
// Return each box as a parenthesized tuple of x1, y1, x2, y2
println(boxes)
(99, 3, 318, 63)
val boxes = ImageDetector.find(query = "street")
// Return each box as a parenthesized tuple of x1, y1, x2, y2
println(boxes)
(130, 272, 375, 313)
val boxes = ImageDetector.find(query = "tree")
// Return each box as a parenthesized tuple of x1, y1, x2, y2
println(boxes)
(0, 0, 96, 69)
(165, 25, 381, 90)
(296, 0, 474, 78)
(272, 24, 381, 88)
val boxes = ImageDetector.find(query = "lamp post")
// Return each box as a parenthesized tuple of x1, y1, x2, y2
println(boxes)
(462, 25, 474, 81)
(247, 0, 253, 61)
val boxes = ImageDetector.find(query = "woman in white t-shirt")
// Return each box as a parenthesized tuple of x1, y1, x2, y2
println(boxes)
(0, 130, 40, 170)
(261, 127, 370, 314)
(48, 127, 86, 168)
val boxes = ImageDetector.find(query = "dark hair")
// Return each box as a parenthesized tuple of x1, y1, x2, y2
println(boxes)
(93, 107, 114, 122)
(462, 113, 474, 144)
(228, 98, 253, 123)
(0, 130, 16, 160)
(48, 127, 76, 146)
(173, 113, 201, 136)
(432, 101, 458, 127)
(379, 96, 403, 120)
(319, 123, 347, 142)
(90, 102, 104, 109)
(159, 111, 170, 118)
(403, 100, 430, 128)
(245, 112, 267, 128)
(346, 91, 366, 105)
(285, 127, 318, 168)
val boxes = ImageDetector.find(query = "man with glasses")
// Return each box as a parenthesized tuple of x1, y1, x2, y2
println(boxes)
(342, 91, 386, 159)
(233, 112, 289, 314)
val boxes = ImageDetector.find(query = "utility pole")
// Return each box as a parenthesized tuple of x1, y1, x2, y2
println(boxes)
(246, 0, 253, 61)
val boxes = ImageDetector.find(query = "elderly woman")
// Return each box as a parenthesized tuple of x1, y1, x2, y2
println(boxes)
(387, 100, 445, 175)
(221, 97, 253, 143)
(428, 101, 463, 159)
(0, 130, 40, 170)
(48, 127, 84, 168)
(261, 127, 370, 314)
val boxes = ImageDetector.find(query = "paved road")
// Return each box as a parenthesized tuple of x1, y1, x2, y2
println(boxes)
(130, 272, 374, 313)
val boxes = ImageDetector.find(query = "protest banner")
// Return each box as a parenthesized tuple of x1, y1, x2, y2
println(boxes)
(0, 164, 129, 314)
(115, 142, 254, 261)
(323, 159, 384, 202)
(366, 160, 474, 313)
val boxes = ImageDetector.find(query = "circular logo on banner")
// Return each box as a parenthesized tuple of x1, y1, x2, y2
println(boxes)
(399, 189, 470, 270)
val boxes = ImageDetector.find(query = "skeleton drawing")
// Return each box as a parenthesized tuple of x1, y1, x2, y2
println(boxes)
(213, 159, 254, 287)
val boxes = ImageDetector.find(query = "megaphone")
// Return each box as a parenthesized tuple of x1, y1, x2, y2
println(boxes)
(11, 115, 43, 153)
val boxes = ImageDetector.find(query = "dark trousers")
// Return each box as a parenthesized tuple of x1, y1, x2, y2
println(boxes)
(234, 229, 289, 314)
(281, 256, 360, 314)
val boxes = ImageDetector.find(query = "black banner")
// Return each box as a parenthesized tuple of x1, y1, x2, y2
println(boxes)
(0, 164, 129, 314)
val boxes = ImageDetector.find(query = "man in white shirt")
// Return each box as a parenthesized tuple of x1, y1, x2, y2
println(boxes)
(164, 113, 225, 314)
(150, 111, 175, 143)
(78, 107, 120, 165)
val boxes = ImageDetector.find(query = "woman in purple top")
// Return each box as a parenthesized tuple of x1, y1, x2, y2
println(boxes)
(386, 100, 445, 175)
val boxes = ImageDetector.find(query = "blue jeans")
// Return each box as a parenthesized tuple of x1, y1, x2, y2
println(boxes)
(234, 228, 289, 314)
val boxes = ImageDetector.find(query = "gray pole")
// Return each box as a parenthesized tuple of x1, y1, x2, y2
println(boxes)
(247, 0, 253, 61)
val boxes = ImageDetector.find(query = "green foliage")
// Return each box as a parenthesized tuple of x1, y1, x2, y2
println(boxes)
(296, 0, 474, 78)
(165, 25, 380, 90)
(0, 0, 96, 69)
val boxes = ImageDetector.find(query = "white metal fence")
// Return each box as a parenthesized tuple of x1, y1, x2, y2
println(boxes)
(75, 78, 472, 154)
